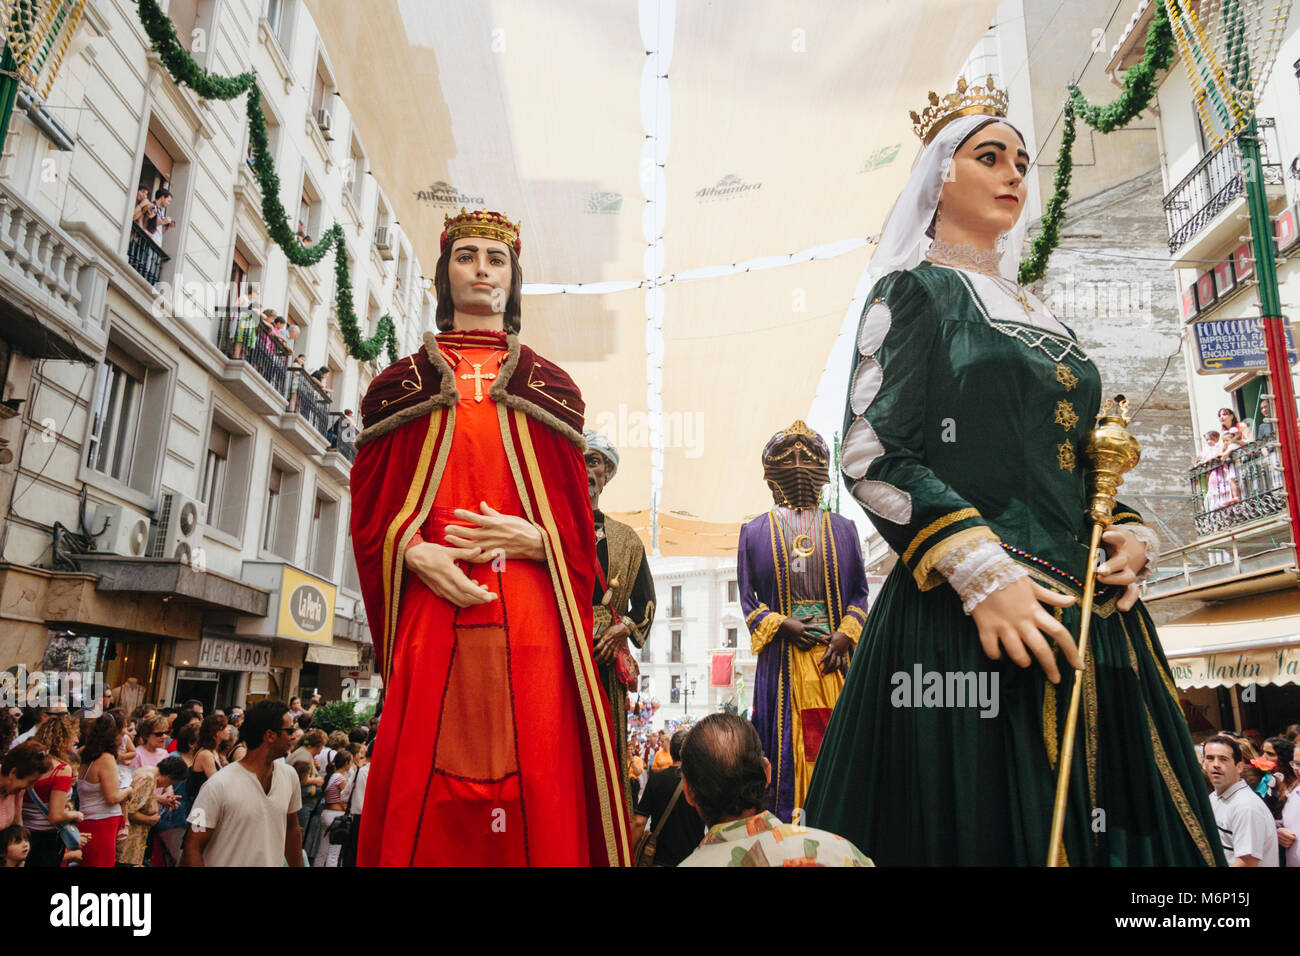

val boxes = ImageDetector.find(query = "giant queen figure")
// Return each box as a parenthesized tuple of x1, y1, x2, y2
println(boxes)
(803, 80, 1224, 866)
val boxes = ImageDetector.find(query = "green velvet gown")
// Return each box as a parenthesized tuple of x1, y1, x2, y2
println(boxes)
(804, 262, 1225, 867)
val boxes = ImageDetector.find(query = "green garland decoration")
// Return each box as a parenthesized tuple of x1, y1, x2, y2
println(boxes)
(1018, 101, 1075, 286)
(1018, 0, 1176, 284)
(137, 0, 254, 99)
(137, 0, 398, 363)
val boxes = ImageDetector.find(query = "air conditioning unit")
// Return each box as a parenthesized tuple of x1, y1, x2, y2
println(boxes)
(374, 226, 395, 260)
(91, 503, 151, 557)
(151, 491, 202, 563)
(316, 107, 334, 140)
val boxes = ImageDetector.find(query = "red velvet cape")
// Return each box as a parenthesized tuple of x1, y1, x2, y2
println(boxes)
(349, 330, 631, 865)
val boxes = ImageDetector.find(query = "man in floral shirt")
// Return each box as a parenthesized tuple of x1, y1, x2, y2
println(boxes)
(677, 714, 872, 867)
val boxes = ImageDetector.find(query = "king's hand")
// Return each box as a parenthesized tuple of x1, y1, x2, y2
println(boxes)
(405, 539, 497, 608)
(445, 501, 546, 562)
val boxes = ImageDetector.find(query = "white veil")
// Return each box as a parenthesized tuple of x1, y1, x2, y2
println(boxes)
(868, 113, 1030, 287)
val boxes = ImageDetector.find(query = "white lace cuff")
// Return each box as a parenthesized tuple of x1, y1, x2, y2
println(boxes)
(935, 539, 1030, 614)
(1108, 523, 1160, 582)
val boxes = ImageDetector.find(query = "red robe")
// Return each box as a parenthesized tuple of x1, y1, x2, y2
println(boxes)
(349, 329, 631, 866)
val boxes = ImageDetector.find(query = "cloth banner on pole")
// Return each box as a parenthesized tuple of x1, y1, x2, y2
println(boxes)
(710, 650, 734, 687)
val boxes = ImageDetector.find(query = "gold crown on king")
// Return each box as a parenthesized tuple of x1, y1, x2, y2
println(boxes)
(441, 207, 522, 253)
(910, 75, 1009, 146)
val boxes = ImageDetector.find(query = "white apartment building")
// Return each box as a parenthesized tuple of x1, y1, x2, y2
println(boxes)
(0, 0, 434, 712)
(637, 556, 752, 727)
(1104, 1, 1300, 733)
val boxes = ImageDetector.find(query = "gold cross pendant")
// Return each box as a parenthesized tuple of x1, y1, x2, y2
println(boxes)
(461, 363, 496, 402)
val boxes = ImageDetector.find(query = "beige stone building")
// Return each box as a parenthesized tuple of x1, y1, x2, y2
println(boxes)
(0, 0, 432, 713)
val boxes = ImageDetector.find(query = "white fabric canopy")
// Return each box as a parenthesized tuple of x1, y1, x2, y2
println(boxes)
(309, 0, 1002, 552)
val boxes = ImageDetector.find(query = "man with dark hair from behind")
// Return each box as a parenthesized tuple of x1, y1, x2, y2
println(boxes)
(630, 728, 704, 866)
(677, 713, 872, 867)
(182, 699, 303, 866)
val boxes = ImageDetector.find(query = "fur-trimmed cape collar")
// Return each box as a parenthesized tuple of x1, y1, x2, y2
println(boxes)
(355, 329, 586, 449)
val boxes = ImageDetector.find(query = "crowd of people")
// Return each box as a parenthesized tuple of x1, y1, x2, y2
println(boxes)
(1, 694, 376, 868)
(1200, 727, 1300, 867)
(4, 688, 1296, 867)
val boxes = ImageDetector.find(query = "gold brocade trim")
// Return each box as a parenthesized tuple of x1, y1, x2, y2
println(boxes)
(901, 507, 981, 565)
(508, 408, 628, 864)
(838, 610, 863, 644)
(380, 409, 449, 687)
(750, 611, 786, 655)
(822, 512, 836, 623)
(1112, 512, 1143, 524)
(388, 414, 456, 689)
(1016, 563, 1121, 619)
(1145, 713, 1218, 866)
(1084, 652, 1098, 813)
(1055, 363, 1078, 390)
(912, 525, 1000, 591)
(378, 354, 424, 409)
(1042, 681, 1059, 769)
(745, 605, 768, 627)
(1057, 442, 1076, 472)
(1137, 613, 1181, 708)
(775, 641, 786, 801)
(769, 511, 791, 614)
(1054, 400, 1078, 431)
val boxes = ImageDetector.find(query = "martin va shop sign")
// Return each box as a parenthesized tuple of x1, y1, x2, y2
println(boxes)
(1193, 318, 1297, 374)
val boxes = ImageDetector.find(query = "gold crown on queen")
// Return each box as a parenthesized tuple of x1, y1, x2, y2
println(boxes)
(910, 75, 1009, 146)
(441, 207, 522, 254)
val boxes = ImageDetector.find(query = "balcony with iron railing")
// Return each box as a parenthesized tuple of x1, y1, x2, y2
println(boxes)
(1162, 118, 1284, 267)
(287, 367, 331, 438)
(216, 307, 291, 392)
(1142, 438, 1295, 602)
(327, 411, 357, 462)
(317, 409, 358, 482)
(213, 306, 293, 417)
(1190, 438, 1285, 536)
(127, 222, 170, 286)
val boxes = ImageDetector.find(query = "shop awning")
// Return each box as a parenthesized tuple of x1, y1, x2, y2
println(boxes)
(1158, 589, 1300, 688)
(305, 641, 361, 668)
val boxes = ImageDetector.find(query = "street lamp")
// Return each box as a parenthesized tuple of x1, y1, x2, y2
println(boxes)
(681, 676, 698, 720)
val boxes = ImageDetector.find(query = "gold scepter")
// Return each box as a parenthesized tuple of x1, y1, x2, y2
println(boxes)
(1046, 396, 1141, 867)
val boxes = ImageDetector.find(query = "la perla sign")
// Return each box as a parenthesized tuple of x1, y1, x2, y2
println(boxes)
(289, 584, 327, 633)
(198, 639, 271, 673)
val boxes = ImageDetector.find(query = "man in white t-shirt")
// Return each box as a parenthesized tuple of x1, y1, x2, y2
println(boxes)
(1204, 735, 1278, 867)
(182, 700, 304, 867)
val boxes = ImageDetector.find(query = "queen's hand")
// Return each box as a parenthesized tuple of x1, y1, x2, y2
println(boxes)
(970, 578, 1081, 683)
(1096, 527, 1147, 612)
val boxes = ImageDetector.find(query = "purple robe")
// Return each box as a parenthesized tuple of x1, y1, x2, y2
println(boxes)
(738, 509, 870, 821)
